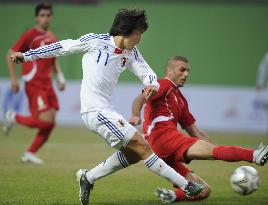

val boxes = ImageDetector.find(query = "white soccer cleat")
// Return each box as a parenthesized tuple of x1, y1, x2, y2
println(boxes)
(21, 152, 44, 165)
(253, 143, 268, 166)
(155, 187, 176, 203)
(3, 109, 15, 136)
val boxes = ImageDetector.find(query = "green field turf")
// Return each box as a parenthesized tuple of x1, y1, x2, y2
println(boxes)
(0, 126, 267, 205)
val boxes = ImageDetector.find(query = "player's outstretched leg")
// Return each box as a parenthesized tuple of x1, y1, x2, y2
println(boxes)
(186, 140, 268, 166)
(76, 169, 94, 205)
(3, 109, 15, 135)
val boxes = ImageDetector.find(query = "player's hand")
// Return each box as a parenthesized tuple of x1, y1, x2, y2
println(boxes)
(256, 85, 264, 92)
(144, 85, 158, 100)
(129, 115, 141, 126)
(56, 72, 66, 91)
(10, 52, 25, 64)
(11, 79, 19, 93)
(57, 81, 65, 91)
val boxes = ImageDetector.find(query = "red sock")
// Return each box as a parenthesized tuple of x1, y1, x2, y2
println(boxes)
(27, 126, 54, 153)
(213, 146, 254, 163)
(175, 188, 186, 201)
(15, 114, 54, 129)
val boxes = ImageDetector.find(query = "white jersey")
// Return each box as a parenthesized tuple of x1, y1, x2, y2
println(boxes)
(23, 33, 159, 113)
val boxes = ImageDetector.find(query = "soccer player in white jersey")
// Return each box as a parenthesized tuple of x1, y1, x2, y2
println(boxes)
(10, 8, 205, 205)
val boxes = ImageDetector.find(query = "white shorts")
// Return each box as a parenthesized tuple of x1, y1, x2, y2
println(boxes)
(81, 110, 137, 149)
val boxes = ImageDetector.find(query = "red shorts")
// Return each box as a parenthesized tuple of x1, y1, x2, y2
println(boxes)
(145, 124, 199, 164)
(25, 83, 59, 118)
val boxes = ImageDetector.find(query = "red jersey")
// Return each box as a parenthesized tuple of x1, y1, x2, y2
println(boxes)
(11, 27, 56, 89)
(143, 78, 195, 136)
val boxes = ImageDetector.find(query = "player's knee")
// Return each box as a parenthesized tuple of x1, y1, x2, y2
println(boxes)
(198, 185, 211, 200)
(41, 122, 55, 131)
(45, 122, 55, 130)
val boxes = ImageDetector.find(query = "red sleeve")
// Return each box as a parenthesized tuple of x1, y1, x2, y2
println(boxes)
(11, 31, 31, 52)
(178, 95, 196, 129)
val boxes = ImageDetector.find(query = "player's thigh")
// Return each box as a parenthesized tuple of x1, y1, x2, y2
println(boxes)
(186, 140, 216, 160)
(82, 110, 137, 150)
(169, 131, 199, 163)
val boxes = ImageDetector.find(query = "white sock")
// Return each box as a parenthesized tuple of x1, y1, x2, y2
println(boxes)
(86, 151, 129, 183)
(144, 153, 188, 189)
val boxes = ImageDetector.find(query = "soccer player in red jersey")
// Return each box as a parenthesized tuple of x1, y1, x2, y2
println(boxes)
(130, 56, 268, 202)
(3, 3, 65, 164)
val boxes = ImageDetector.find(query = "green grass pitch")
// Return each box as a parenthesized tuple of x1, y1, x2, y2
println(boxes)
(0, 125, 267, 205)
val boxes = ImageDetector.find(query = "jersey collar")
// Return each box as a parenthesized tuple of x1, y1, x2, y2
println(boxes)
(110, 35, 123, 54)
(164, 77, 178, 89)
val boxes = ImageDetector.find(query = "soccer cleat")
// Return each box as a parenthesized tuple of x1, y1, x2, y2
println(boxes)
(155, 187, 176, 203)
(3, 109, 15, 136)
(76, 169, 94, 205)
(184, 181, 206, 199)
(21, 152, 44, 164)
(253, 143, 268, 166)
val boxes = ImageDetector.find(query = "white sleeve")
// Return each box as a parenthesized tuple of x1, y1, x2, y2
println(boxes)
(128, 47, 159, 89)
(23, 33, 98, 61)
(257, 52, 268, 87)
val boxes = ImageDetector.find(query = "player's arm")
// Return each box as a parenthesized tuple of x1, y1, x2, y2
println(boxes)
(10, 33, 97, 64)
(128, 47, 159, 100)
(256, 52, 268, 91)
(129, 93, 147, 126)
(185, 124, 215, 144)
(53, 59, 65, 91)
(7, 31, 30, 92)
(6, 50, 20, 93)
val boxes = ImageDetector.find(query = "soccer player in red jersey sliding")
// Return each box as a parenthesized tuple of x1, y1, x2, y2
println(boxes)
(3, 3, 65, 164)
(130, 56, 268, 203)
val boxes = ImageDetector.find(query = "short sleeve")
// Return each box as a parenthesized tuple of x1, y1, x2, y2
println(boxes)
(11, 31, 31, 52)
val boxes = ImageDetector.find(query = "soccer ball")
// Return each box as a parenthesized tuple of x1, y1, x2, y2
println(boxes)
(230, 166, 259, 195)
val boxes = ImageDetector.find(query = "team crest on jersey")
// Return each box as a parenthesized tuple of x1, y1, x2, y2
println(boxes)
(103, 46, 109, 51)
(117, 119, 125, 127)
(121, 57, 128, 67)
(40, 41, 46, 47)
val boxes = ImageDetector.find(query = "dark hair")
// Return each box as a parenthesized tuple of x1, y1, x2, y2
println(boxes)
(109, 8, 148, 36)
(35, 2, 53, 17)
